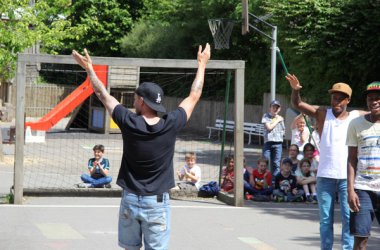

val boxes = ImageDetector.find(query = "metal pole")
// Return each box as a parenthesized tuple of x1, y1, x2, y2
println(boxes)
(270, 26, 277, 101)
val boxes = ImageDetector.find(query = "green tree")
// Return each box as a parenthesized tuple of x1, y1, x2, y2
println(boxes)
(59, 0, 144, 56)
(263, 0, 380, 106)
(0, 0, 85, 81)
(120, 0, 272, 104)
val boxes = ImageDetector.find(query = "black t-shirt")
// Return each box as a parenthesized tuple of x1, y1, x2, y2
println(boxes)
(112, 104, 187, 195)
(274, 172, 297, 192)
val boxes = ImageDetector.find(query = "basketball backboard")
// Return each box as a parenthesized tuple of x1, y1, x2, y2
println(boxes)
(242, 0, 249, 35)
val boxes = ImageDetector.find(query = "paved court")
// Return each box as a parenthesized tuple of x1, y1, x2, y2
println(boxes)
(0, 195, 379, 250)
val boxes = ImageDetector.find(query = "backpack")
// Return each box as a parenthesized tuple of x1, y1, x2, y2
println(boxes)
(198, 181, 220, 197)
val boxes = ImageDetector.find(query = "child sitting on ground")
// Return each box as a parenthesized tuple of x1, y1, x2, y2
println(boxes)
(77, 144, 112, 188)
(243, 158, 254, 199)
(303, 143, 319, 175)
(176, 152, 202, 190)
(273, 158, 304, 202)
(245, 157, 272, 201)
(295, 158, 317, 203)
(221, 155, 234, 193)
(288, 144, 300, 174)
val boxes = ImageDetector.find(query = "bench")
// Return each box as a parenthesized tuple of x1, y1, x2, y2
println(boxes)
(207, 119, 265, 145)
(206, 119, 235, 140)
(243, 122, 265, 145)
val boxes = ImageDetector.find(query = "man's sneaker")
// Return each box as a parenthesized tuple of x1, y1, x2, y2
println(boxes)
(104, 183, 112, 188)
(76, 183, 92, 188)
(306, 195, 313, 204)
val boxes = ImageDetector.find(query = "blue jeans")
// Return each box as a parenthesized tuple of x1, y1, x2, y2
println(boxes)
(252, 187, 273, 196)
(80, 174, 112, 187)
(317, 177, 353, 250)
(118, 190, 170, 250)
(262, 141, 282, 175)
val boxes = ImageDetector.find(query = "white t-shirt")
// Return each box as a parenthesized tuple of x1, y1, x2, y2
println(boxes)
(179, 164, 202, 189)
(295, 168, 315, 178)
(346, 116, 380, 191)
(291, 128, 309, 152)
(317, 109, 360, 179)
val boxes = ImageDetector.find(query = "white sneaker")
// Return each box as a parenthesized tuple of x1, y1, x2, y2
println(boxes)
(76, 183, 92, 188)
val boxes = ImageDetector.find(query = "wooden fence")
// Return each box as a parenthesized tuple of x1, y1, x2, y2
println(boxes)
(11, 84, 76, 117)
(10, 84, 295, 135)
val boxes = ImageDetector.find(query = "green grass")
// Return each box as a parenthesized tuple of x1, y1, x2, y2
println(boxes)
(3, 193, 14, 204)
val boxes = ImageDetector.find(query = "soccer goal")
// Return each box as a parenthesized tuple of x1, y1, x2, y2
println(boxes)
(13, 53, 246, 206)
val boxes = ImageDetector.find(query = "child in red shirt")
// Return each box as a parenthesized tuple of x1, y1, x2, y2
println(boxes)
(249, 157, 273, 199)
(221, 155, 234, 193)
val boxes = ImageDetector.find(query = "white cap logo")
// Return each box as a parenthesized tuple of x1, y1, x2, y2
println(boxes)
(156, 93, 162, 104)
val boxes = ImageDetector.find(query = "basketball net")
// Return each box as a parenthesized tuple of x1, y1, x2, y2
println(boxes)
(208, 19, 235, 50)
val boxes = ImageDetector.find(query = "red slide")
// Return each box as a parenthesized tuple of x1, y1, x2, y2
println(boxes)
(25, 65, 108, 131)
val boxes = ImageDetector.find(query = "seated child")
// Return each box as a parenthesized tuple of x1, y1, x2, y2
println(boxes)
(303, 143, 319, 176)
(243, 158, 254, 199)
(288, 144, 300, 174)
(272, 158, 304, 202)
(221, 155, 234, 193)
(295, 158, 317, 203)
(290, 113, 310, 154)
(245, 157, 272, 200)
(77, 144, 112, 188)
(176, 152, 202, 190)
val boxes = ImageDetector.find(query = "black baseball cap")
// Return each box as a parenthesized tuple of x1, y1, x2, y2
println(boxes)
(135, 82, 166, 113)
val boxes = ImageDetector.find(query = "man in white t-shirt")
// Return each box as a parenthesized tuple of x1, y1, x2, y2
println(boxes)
(347, 82, 380, 250)
(177, 152, 202, 189)
(286, 74, 366, 250)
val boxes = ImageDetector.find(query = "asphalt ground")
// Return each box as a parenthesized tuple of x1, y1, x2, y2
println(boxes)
(0, 193, 379, 250)
(0, 129, 379, 249)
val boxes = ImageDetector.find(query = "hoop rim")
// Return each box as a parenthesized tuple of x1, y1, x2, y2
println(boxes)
(208, 18, 237, 50)
(208, 18, 238, 23)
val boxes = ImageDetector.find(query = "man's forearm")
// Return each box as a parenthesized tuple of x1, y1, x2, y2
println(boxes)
(88, 69, 108, 102)
(190, 65, 206, 97)
(291, 89, 302, 108)
(347, 163, 356, 192)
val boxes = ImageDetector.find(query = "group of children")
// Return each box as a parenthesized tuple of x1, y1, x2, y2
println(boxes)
(76, 144, 319, 204)
(220, 143, 320, 203)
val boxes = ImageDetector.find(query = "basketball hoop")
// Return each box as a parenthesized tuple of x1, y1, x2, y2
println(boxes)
(208, 18, 236, 50)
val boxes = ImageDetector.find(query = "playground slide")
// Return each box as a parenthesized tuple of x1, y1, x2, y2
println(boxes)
(25, 65, 108, 131)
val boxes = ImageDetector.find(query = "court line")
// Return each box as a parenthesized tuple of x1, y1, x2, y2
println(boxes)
(0, 204, 320, 211)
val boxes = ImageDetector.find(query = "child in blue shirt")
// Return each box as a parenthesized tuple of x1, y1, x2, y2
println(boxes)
(77, 144, 112, 188)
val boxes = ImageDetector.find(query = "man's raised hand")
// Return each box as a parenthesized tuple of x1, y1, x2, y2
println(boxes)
(72, 48, 93, 72)
(285, 73, 302, 91)
(197, 43, 211, 66)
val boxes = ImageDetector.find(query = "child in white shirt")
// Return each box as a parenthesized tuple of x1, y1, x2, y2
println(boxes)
(177, 152, 202, 190)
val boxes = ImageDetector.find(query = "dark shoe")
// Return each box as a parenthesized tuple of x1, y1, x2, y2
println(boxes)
(276, 196, 285, 202)
(306, 195, 313, 203)
(104, 183, 112, 188)
(312, 195, 318, 204)
(252, 195, 270, 202)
